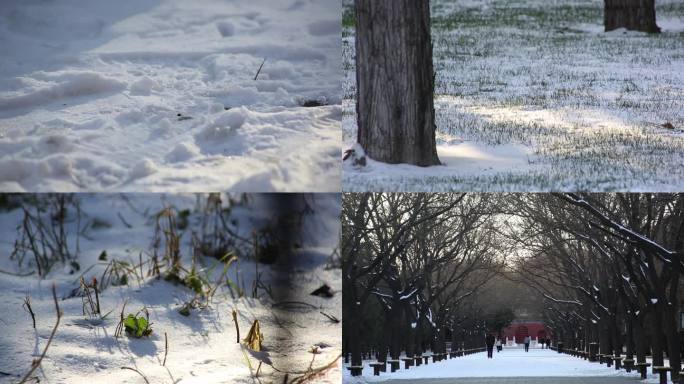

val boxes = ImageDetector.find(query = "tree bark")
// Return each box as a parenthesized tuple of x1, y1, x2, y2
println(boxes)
(604, 0, 660, 33)
(663, 304, 681, 380)
(355, 0, 441, 166)
(625, 314, 635, 360)
(388, 303, 403, 359)
(348, 308, 362, 366)
(404, 303, 416, 358)
(634, 314, 647, 363)
(650, 305, 665, 371)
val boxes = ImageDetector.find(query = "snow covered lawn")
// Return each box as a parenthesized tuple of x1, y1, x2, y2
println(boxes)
(342, 0, 684, 191)
(343, 346, 664, 383)
(0, 194, 342, 383)
(0, 0, 341, 192)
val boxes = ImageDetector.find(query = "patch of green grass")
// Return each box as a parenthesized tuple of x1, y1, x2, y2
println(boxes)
(342, 7, 355, 29)
(123, 310, 153, 338)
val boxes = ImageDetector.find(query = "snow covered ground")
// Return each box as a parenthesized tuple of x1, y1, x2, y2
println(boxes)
(343, 346, 664, 383)
(342, 0, 684, 191)
(0, 194, 342, 383)
(0, 0, 341, 192)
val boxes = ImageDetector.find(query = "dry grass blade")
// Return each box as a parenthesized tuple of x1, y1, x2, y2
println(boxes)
(319, 311, 339, 323)
(0, 269, 35, 277)
(121, 366, 150, 384)
(114, 299, 128, 338)
(254, 58, 266, 80)
(272, 301, 318, 311)
(79, 277, 101, 318)
(23, 295, 36, 329)
(18, 284, 62, 384)
(117, 212, 132, 228)
(289, 355, 340, 384)
(163, 332, 168, 366)
(232, 309, 240, 343)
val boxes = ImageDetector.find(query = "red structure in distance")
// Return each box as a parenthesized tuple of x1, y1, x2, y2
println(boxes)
(502, 321, 551, 343)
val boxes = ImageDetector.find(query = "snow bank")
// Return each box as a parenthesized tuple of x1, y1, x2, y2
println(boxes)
(165, 142, 200, 162)
(195, 107, 249, 142)
(0, 71, 126, 111)
(129, 76, 160, 95)
(128, 158, 158, 180)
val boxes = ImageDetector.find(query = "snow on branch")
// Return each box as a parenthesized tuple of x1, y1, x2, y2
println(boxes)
(558, 194, 677, 257)
(542, 293, 582, 306)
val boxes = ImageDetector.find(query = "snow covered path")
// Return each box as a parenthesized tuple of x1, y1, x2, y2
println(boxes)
(382, 378, 640, 384)
(0, 0, 341, 192)
(344, 347, 663, 383)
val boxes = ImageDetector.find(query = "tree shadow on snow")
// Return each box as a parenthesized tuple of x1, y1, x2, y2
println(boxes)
(0, 0, 162, 79)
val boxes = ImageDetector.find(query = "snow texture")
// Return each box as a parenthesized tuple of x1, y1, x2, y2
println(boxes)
(342, 0, 684, 192)
(0, 0, 341, 192)
(0, 194, 342, 383)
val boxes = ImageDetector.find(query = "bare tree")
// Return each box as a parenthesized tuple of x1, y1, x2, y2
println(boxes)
(509, 193, 683, 378)
(343, 193, 504, 368)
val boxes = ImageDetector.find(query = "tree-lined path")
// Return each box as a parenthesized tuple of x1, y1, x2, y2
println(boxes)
(369, 346, 643, 383)
(386, 377, 640, 384)
(342, 193, 684, 383)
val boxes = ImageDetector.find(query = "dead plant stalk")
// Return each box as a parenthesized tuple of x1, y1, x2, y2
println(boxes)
(163, 332, 168, 366)
(18, 284, 62, 384)
(23, 295, 36, 329)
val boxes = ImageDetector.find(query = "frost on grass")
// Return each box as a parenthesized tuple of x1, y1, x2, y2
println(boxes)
(0, 194, 342, 384)
(0, 0, 341, 192)
(342, 0, 684, 192)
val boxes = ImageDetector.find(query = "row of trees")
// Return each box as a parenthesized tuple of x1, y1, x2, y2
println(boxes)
(509, 194, 684, 378)
(343, 193, 684, 377)
(353, 0, 661, 166)
(342, 193, 509, 366)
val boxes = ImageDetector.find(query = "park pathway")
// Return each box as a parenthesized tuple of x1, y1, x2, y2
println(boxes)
(347, 346, 648, 383)
(384, 378, 641, 384)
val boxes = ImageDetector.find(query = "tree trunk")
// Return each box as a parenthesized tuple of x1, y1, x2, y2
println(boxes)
(604, 0, 660, 33)
(626, 314, 634, 360)
(634, 314, 647, 363)
(663, 304, 681, 380)
(354, 0, 441, 166)
(611, 314, 622, 357)
(436, 326, 446, 354)
(584, 318, 592, 353)
(599, 318, 611, 355)
(650, 306, 665, 371)
(378, 324, 389, 363)
(344, 281, 363, 366)
(415, 317, 425, 355)
(405, 324, 416, 358)
(348, 308, 362, 366)
(388, 303, 403, 359)
(404, 302, 416, 358)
